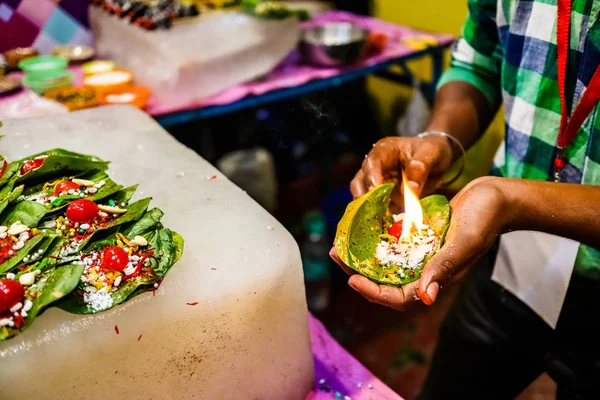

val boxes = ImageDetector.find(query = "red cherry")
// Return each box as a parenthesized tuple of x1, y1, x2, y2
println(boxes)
(66, 199, 99, 223)
(55, 181, 81, 196)
(0, 279, 25, 314)
(20, 157, 45, 176)
(554, 157, 566, 170)
(101, 246, 129, 272)
(389, 220, 404, 239)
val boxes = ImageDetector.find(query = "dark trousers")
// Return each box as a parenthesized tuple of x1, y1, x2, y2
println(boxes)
(418, 243, 600, 400)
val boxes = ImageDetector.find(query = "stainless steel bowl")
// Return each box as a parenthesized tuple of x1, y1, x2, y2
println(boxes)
(300, 22, 370, 67)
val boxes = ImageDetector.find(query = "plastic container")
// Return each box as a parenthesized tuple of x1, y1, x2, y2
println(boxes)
(101, 85, 151, 109)
(18, 55, 68, 78)
(83, 70, 133, 95)
(82, 60, 116, 76)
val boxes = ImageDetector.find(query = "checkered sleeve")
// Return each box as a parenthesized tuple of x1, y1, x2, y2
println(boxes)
(438, 0, 503, 110)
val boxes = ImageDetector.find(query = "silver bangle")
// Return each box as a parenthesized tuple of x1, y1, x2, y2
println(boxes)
(416, 131, 466, 186)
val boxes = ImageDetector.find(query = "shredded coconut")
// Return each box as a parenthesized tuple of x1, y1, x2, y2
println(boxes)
(375, 229, 438, 271)
(83, 287, 113, 312)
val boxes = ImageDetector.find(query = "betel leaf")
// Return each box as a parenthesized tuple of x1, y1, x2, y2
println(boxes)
(22, 234, 61, 266)
(49, 181, 122, 214)
(0, 162, 18, 189)
(0, 183, 24, 216)
(15, 149, 109, 185)
(334, 183, 451, 286)
(172, 231, 184, 263)
(0, 200, 47, 227)
(0, 233, 45, 274)
(59, 228, 177, 314)
(25, 263, 84, 323)
(59, 197, 152, 258)
(109, 185, 138, 205)
(122, 208, 164, 238)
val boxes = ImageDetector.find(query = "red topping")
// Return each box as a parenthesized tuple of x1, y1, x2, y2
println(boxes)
(114, 325, 120, 335)
(55, 181, 81, 196)
(137, 334, 143, 341)
(186, 302, 199, 306)
(0, 237, 17, 264)
(20, 157, 45, 176)
(66, 199, 99, 223)
(0, 279, 25, 314)
(128, 250, 154, 278)
(0, 160, 7, 180)
(100, 246, 129, 272)
(389, 220, 404, 239)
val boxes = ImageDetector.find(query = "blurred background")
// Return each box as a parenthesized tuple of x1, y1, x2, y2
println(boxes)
(1, 0, 546, 398)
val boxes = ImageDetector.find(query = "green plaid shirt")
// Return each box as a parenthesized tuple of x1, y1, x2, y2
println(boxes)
(438, 0, 600, 279)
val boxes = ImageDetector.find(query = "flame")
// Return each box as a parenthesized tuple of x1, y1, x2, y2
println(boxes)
(400, 171, 423, 240)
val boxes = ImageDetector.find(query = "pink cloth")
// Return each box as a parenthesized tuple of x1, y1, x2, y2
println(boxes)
(307, 314, 402, 400)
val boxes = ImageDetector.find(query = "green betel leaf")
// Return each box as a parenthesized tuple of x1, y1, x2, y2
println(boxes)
(0, 183, 24, 216)
(122, 208, 164, 238)
(0, 162, 18, 190)
(25, 173, 124, 215)
(172, 231, 184, 263)
(109, 185, 138, 205)
(59, 228, 179, 314)
(0, 234, 45, 274)
(0, 200, 47, 227)
(58, 197, 152, 259)
(334, 184, 451, 287)
(15, 149, 109, 185)
(24, 263, 85, 323)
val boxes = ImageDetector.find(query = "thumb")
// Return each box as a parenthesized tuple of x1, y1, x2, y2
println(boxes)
(417, 245, 460, 306)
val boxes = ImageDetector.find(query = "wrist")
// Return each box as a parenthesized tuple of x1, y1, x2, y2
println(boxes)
(418, 132, 457, 165)
(489, 177, 522, 233)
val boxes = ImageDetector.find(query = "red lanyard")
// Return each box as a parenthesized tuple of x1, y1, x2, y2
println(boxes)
(554, 0, 600, 181)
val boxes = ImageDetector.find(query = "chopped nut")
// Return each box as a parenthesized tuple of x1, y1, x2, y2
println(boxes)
(19, 270, 41, 286)
(72, 178, 96, 187)
(8, 221, 30, 236)
(129, 235, 148, 247)
(98, 204, 127, 214)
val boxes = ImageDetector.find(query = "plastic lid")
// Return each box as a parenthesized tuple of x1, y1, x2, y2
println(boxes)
(18, 55, 68, 76)
(304, 211, 327, 236)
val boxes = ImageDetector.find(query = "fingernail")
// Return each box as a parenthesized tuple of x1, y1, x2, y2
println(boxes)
(348, 279, 357, 290)
(426, 282, 439, 304)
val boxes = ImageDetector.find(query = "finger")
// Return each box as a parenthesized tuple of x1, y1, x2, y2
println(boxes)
(401, 144, 440, 196)
(348, 275, 420, 311)
(329, 247, 355, 276)
(361, 155, 385, 190)
(350, 170, 368, 198)
(418, 236, 476, 306)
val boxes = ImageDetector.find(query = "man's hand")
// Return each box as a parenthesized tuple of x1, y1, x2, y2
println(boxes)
(332, 177, 509, 310)
(351, 135, 454, 204)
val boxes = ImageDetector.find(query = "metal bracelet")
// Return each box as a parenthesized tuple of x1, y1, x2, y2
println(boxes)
(416, 131, 466, 186)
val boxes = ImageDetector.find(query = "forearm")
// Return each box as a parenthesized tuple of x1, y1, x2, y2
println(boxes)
(503, 178, 600, 248)
(425, 81, 497, 159)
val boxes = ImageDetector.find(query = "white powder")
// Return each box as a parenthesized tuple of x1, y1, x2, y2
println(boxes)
(375, 231, 438, 270)
(83, 287, 113, 312)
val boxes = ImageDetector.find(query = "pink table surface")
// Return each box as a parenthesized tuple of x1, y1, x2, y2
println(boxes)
(307, 314, 402, 400)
